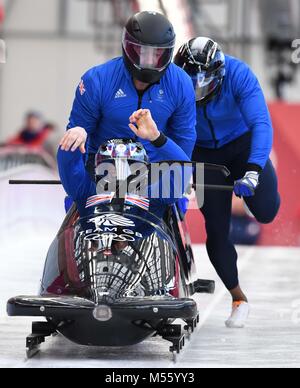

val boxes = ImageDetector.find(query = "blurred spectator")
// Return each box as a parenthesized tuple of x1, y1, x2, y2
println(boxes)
(0, 0, 4, 26)
(43, 122, 61, 158)
(7, 111, 55, 149)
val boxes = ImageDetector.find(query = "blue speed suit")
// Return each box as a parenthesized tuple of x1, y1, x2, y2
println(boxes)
(193, 55, 281, 290)
(67, 57, 197, 173)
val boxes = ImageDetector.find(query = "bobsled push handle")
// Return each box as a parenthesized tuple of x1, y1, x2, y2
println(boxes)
(192, 183, 234, 192)
(154, 161, 230, 178)
(9, 180, 62, 185)
(202, 163, 230, 177)
(8, 164, 231, 190)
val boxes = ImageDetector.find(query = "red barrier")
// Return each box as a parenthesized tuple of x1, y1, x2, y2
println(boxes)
(186, 102, 300, 247)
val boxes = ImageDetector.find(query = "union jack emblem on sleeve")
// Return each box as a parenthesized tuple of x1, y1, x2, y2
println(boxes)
(79, 79, 86, 96)
(86, 193, 115, 208)
(125, 194, 150, 211)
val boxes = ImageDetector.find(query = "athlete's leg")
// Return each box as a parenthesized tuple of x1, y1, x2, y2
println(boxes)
(193, 146, 241, 293)
(227, 130, 280, 224)
(244, 160, 281, 224)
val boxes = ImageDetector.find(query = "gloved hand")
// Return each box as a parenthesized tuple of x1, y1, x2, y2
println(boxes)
(234, 171, 260, 198)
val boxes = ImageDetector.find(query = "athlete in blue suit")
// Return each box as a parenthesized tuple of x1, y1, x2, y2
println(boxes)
(175, 37, 281, 328)
(60, 12, 196, 173)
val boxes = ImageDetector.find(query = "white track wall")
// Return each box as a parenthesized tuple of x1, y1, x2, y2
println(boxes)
(0, 0, 111, 141)
(0, 38, 107, 141)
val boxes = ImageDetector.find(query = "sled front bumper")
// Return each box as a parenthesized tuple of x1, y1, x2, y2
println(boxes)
(7, 295, 198, 321)
(7, 295, 198, 347)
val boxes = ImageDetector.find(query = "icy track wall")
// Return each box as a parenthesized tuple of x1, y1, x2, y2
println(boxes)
(0, 164, 65, 315)
(186, 102, 300, 247)
(0, 164, 66, 242)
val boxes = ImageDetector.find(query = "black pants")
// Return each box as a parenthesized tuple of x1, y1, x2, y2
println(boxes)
(193, 132, 281, 290)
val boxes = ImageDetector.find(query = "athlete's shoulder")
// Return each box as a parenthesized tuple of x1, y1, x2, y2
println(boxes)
(168, 62, 193, 83)
(225, 54, 245, 66)
(82, 57, 123, 79)
(225, 55, 253, 79)
(224, 55, 262, 102)
(165, 63, 194, 100)
(79, 58, 124, 96)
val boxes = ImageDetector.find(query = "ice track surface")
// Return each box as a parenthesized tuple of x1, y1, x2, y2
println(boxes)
(1, 173, 300, 368)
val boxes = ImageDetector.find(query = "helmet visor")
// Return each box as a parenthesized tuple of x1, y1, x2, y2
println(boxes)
(122, 30, 175, 71)
(192, 70, 224, 101)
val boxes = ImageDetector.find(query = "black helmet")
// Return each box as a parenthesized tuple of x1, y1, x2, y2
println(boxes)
(122, 11, 176, 84)
(174, 37, 226, 103)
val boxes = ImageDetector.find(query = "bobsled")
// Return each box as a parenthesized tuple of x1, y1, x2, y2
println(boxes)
(6, 160, 232, 361)
(7, 198, 215, 360)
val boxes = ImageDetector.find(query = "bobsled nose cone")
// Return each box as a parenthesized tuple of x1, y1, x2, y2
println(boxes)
(93, 305, 113, 322)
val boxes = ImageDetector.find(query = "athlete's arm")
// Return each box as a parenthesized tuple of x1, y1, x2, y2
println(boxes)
(232, 62, 273, 171)
(65, 68, 102, 153)
(128, 109, 192, 205)
(129, 109, 190, 162)
(164, 70, 197, 158)
(57, 131, 95, 201)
